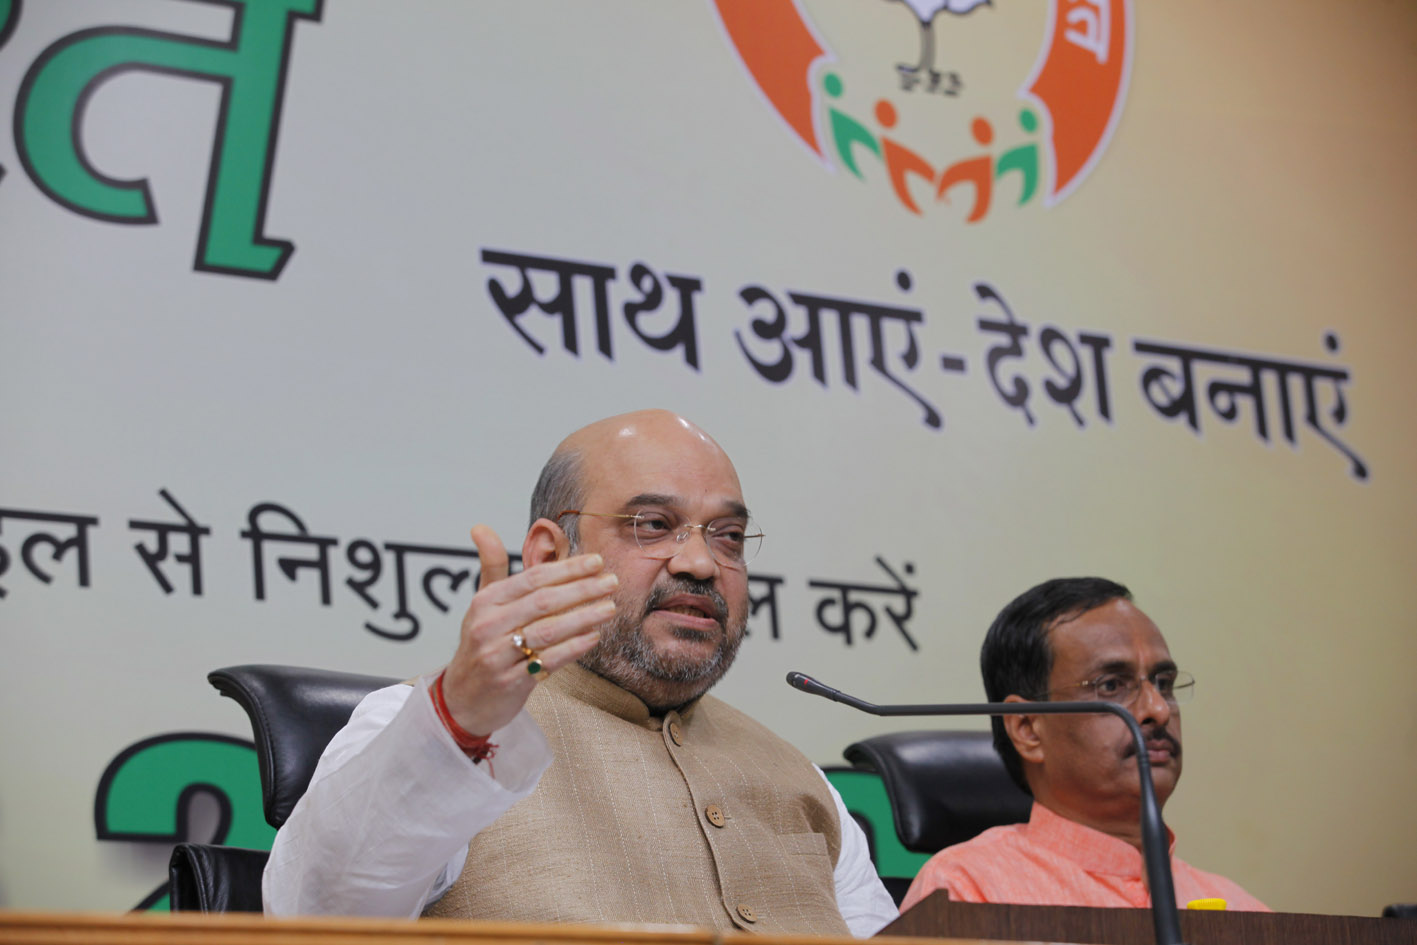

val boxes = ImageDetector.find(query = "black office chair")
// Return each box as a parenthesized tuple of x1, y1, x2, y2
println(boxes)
(843, 730, 1032, 904)
(168, 664, 400, 912)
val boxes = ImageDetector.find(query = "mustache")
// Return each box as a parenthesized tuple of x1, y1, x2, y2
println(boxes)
(1123, 729, 1181, 758)
(645, 577, 728, 623)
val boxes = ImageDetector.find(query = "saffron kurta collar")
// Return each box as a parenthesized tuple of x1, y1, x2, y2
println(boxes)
(1024, 802, 1177, 878)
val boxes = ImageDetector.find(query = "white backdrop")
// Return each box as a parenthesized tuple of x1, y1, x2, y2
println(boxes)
(2, 0, 1414, 917)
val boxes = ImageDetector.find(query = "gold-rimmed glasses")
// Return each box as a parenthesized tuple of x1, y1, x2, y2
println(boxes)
(1032, 670, 1195, 706)
(556, 509, 762, 569)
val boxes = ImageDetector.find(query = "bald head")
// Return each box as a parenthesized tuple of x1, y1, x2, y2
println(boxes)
(562, 409, 729, 464)
(529, 410, 742, 543)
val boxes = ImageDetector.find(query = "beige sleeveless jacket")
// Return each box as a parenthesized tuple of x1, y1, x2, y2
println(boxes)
(424, 664, 849, 935)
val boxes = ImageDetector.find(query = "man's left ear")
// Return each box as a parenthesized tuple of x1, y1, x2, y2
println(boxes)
(523, 517, 571, 565)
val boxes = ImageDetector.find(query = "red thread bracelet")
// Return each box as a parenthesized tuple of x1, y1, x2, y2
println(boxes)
(431, 672, 498, 770)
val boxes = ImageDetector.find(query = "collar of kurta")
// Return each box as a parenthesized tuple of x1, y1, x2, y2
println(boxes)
(551, 661, 705, 729)
(1025, 801, 1178, 878)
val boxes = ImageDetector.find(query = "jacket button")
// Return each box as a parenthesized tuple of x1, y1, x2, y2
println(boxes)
(705, 804, 726, 827)
(668, 721, 683, 746)
(736, 904, 758, 923)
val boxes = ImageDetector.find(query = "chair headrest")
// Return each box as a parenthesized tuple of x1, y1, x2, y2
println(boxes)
(843, 729, 1032, 852)
(209, 664, 399, 828)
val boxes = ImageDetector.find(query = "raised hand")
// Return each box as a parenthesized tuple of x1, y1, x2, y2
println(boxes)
(438, 524, 616, 737)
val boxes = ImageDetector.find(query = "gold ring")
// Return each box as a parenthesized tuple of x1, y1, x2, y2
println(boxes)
(511, 632, 543, 675)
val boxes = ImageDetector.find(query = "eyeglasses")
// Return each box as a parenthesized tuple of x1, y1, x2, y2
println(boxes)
(1032, 670, 1195, 706)
(555, 510, 763, 569)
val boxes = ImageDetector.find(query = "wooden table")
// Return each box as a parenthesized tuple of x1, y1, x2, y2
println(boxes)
(0, 911, 1013, 945)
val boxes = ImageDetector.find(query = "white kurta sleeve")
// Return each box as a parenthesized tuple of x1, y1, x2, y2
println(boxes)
(819, 767, 900, 936)
(262, 675, 552, 917)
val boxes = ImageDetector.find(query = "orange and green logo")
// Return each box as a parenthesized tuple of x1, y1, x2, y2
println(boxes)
(712, 0, 1132, 221)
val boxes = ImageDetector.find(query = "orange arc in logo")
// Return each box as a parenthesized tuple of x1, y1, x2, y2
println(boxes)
(712, 0, 827, 158)
(1023, 0, 1132, 204)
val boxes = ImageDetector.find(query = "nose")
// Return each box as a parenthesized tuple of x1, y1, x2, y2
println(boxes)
(667, 526, 719, 581)
(1132, 677, 1173, 728)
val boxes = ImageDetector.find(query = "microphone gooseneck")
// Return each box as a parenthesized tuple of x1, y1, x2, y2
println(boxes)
(787, 671, 1187, 945)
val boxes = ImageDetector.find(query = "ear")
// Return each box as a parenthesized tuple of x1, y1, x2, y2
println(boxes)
(1002, 693, 1046, 766)
(523, 517, 571, 566)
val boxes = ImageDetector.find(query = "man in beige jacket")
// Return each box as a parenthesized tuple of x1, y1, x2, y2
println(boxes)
(264, 409, 897, 935)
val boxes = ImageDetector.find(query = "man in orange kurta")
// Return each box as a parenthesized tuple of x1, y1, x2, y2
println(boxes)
(901, 578, 1268, 912)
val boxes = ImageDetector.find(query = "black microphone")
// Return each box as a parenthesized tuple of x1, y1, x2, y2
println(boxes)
(786, 671, 1187, 945)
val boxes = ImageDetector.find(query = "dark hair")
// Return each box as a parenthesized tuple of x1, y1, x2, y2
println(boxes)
(981, 576, 1132, 793)
(528, 447, 585, 548)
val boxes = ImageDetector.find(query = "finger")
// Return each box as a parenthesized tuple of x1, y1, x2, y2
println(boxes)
(470, 524, 509, 588)
(456, 567, 614, 665)
(465, 574, 614, 662)
(474, 611, 605, 703)
(519, 595, 616, 652)
(477, 551, 606, 605)
(489, 571, 617, 639)
(518, 623, 606, 680)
